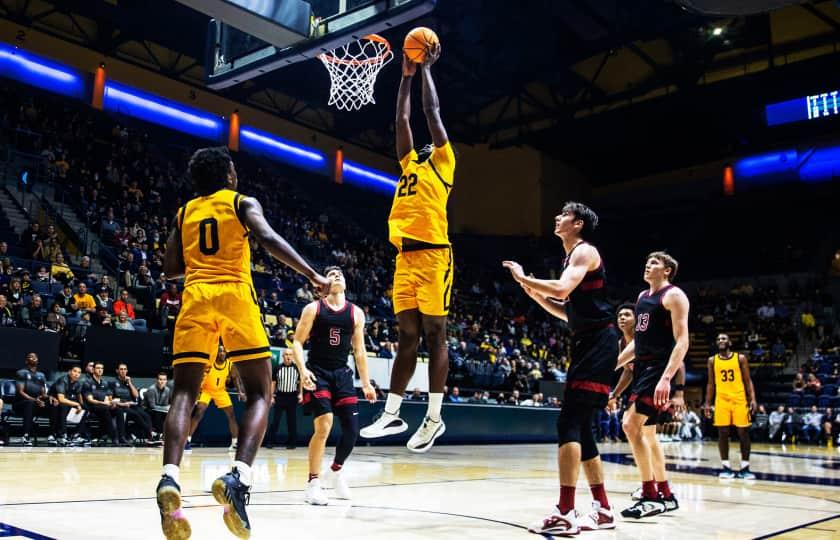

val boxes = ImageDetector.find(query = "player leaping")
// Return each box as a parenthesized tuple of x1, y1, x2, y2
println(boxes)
(155, 147, 328, 540)
(361, 43, 456, 453)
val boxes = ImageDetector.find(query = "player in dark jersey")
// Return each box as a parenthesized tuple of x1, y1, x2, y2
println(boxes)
(290, 266, 376, 506)
(616, 251, 690, 519)
(503, 202, 616, 536)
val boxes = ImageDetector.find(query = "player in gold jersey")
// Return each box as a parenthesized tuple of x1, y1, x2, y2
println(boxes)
(360, 44, 455, 453)
(156, 146, 329, 540)
(703, 333, 757, 480)
(185, 345, 243, 452)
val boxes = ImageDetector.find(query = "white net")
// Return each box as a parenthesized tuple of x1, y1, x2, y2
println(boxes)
(318, 34, 393, 111)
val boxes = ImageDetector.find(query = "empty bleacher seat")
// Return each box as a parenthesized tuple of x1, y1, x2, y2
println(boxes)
(801, 394, 816, 407)
(787, 393, 801, 407)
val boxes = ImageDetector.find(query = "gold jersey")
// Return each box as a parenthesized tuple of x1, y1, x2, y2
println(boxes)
(178, 189, 252, 287)
(388, 142, 456, 249)
(714, 353, 747, 401)
(201, 354, 231, 392)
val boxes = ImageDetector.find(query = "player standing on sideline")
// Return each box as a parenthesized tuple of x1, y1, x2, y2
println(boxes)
(360, 42, 457, 453)
(288, 266, 377, 506)
(503, 202, 617, 535)
(185, 345, 243, 452)
(703, 333, 757, 479)
(155, 146, 329, 540)
(616, 252, 689, 519)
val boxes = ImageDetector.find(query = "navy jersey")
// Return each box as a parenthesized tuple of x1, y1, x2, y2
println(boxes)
(562, 242, 613, 334)
(308, 299, 356, 370)
(49, 375, 82, 399)
(15, 369, 47, 398)
(634, 284, 676, 362)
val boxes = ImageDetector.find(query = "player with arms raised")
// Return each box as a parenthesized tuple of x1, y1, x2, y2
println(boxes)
(155, 147, 328, 540)
(361, 40, 456, 453)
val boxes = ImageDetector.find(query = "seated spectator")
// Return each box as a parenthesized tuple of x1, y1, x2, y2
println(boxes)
(805, 373, 822, 395)
(110, 363, 156, 444)
(791, 372, 806, 393)
(681, 406, 703, 440)
(13, 353, 51, 446)
(770, 338, 786, 362)
(44, 302, 66, 333)
(0, 294, 16, 327)
(768, 405, 785, 442)
(800, 405, 823, 444)
(18, 293, 47, 330)
(35, 266, 50, 282)
(6, 278, 24, 312)
(94, 286, 113, 313)
(781, 406, 802, 443)
(48, 365, 86, 445)
(112, 289, 136, 319)
(20, 221, 41, 254)
(72, 282, 96, 314)
(43, 238, 62, 263)
(50, 254, 75, 285)
(507, 389, 520, 405)
(467, 391, 483, 404)
(406, 388, 426, 401)
(114, 309, 135, 331)
(53, 284, 75, 315)
(295, 283, 315, 303)
(823, 407, 834, 446)
(159, 282, 181, 320)
(82, 362, 120, 443)
(447, 386, 465, 403)
(750, 405, 769, 442)
(143, 372, 172, 434)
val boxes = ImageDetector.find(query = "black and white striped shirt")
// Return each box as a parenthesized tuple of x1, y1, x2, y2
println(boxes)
(275, 363, 300, 394)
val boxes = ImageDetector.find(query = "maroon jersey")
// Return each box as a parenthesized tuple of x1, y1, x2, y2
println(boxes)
(634, 285, 676, 363)
(309, 299, 355, 370)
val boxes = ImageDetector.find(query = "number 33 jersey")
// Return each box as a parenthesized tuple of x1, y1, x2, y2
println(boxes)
(388, 142, 456, 249)
(179, 188, 252, 287)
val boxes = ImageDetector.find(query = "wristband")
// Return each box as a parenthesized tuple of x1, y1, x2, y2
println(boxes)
(673, 384, 685, 391)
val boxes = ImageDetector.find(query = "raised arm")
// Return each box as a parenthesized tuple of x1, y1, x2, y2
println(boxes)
(351, 305, 376, 402)
(396, 54, 415, 160)
(292, 302, 318, 390)
(653, 287, 690, 407)
(504, 244, 599, 302)
(240, 197, 329, 295)
(616, 339, 636, 370)
(420, 43, 447, 147)
(739, 353, 757, 413)
(522, 282, 568, 321)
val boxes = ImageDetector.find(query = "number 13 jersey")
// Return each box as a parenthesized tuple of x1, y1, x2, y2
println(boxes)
(388, 142, 456, 249)
(179, 188, 252, 287)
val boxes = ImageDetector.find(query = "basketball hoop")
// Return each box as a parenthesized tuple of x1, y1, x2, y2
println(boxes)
(318, 34, 393, 111)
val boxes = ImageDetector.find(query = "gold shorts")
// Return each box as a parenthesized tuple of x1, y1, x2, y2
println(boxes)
(714, 397, 751, 428)
(197, 387, 233, 409)
(172, 282, 269, 366)
(392, 247, 453, 316)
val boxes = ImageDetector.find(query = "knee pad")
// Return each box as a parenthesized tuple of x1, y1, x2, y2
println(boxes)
(557, 407, 583, 446)
(580, 422, 599, 461)
(335, 405, 360, 439)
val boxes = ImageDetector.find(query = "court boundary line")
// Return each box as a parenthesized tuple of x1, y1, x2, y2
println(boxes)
(752, 513, 840, 539)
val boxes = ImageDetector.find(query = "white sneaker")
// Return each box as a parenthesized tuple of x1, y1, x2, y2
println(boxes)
(304, 478, 329, 506)
(578, 501, 616, 531)
(330, 469, 352, 500)
(528, 507, 579, 536)
(406, 417, 445, 453)
(228, 441, 238, 452)
(360, 411, 408, 439)
(631, 487, 643, 501)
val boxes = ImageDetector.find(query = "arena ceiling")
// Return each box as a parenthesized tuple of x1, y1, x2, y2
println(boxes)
(1, 0, 839, 183)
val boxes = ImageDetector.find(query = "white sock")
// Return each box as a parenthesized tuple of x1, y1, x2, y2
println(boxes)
(163, 464, 180, 482)
(187, 436, 191, 443)
(741, 461, 749, 469)
(722, 460, 730, 469)
(427, 393, 443, 422)
(231, 437, 237, 445)
(233, 461, 252, 486)
(385, 393, 403, 416)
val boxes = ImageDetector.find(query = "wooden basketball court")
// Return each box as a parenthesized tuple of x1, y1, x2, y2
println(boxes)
(1, 442, 838, 539)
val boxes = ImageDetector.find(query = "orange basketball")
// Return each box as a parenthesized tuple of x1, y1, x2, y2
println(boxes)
(403, 27, 439, 64)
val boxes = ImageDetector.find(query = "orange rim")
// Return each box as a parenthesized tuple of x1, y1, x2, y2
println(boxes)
(319, 34, 392, 66)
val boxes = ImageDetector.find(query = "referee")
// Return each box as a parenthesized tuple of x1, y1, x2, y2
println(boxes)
(266, 349, 302, 449)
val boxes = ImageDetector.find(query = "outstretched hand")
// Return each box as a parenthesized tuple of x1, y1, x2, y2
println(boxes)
(502, 261, 525, 282)
(310, 273, 331, 297)
(402, 52, 417, 77)
(423, 42, 441, 67)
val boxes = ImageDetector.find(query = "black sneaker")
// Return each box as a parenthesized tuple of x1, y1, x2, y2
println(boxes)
(212, 468, 252, 539)
(21, 435, 33, 447)
(620, 497, 666, 519)
(661, 494, 679, 512)
(156, 474, 191, 540)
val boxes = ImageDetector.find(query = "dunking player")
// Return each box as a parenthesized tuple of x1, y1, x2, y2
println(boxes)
(361, 44, 456, 452)
(616, 252, 689, 519)
(503, 202, 616, 535)
(185, 345, 242, 452)
(155, 146, 328, 540)
(611, 302, 685, 509)
(703, 333, 757, 479)
(289, 266, 376, 506)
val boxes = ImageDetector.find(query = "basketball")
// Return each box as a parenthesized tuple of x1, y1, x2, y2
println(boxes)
(403, 26, 439, 63)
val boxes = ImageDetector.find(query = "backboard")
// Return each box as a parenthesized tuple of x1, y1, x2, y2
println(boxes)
(182, 0, 436, 90)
